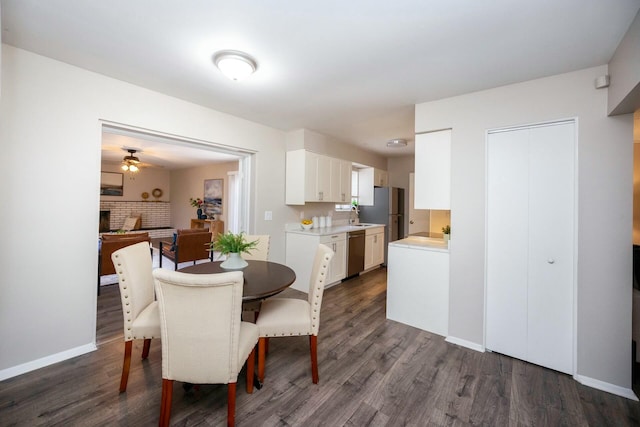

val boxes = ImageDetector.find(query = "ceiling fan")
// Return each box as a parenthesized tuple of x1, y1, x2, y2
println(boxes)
(121, 148, 142, 172)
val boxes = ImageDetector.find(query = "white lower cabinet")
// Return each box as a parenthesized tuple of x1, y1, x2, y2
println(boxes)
(364, 226, 384, 270)
(285, 232, 346, 292)
(387, 243, 449, 336)
(321, 233, 347, 285)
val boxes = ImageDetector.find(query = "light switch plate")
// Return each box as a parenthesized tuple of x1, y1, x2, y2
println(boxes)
(264, 211, 273, 220)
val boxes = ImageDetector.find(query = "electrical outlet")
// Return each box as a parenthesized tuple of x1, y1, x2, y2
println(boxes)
(264, 211, 273, 221)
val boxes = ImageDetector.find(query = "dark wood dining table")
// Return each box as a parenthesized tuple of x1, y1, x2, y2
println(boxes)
(178, 260, 296, 302)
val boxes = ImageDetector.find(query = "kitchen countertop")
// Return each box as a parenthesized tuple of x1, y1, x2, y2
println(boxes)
(286, 223, 385, 236)
(389, 236, 449, 252)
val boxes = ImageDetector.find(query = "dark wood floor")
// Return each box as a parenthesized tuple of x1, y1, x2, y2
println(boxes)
(2, 268, 640, 426)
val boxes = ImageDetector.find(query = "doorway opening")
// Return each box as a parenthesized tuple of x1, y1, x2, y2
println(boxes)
(97, 121, 255, 344)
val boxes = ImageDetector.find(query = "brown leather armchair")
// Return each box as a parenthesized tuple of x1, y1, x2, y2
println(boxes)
(159, 229, 213, 270)
(98, 232, 151, 295)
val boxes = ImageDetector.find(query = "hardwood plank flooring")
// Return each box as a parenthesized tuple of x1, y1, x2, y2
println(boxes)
(2, 267, 640, 426)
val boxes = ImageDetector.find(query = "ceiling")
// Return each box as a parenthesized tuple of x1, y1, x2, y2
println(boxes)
(2, 0, 639, 164)
(100, 127, 242, 170)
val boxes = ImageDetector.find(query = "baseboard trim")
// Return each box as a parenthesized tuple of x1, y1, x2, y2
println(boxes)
(445, 336, 485, 353)
(574, 374, 639, 401)
(0, 343, 97, 381)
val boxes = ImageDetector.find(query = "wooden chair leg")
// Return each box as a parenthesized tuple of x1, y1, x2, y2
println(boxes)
(119, 341, 132, 393)
(246, 347, 255, 394)
(142, 338, 151, 359)
(159, 378, 173, 427)
(310, 335, 319, 384)
(258, 337, 266, 383)
(227, 382, 237, 427)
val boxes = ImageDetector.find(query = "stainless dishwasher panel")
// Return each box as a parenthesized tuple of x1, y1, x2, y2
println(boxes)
(347, 230, 366, 277)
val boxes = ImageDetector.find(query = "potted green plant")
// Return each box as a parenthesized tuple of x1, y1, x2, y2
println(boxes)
(210, 232, 259, 269)
(442, 225, 451, 243)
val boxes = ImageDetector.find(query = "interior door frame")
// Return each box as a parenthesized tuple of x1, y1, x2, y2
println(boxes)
(483, 117, 579, 376)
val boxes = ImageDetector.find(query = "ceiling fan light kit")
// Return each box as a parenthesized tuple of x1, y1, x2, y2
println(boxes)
(121, 148, 141, 172)
(213, 50, 257, 81)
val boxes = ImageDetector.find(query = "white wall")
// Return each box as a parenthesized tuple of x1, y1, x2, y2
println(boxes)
(170, 161, 238, 229)
(288, 128, 387, 170)
(100, 162, 171, 202)
(608, 10, 640, 115)
(0, 45, 295, 377)
(416, 66, 634, 395)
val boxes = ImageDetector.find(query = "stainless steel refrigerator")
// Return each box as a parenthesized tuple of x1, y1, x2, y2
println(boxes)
(358, 187, 404, 265)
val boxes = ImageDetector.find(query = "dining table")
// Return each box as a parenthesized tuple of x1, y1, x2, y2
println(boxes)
(178, 260, 296, 302)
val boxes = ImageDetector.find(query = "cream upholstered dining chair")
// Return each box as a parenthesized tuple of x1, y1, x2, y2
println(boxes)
(111, 241, 161, 393)
(255, 244, 334, 384)
(241, 235, 270, 261)
(152, 268, 259, 427)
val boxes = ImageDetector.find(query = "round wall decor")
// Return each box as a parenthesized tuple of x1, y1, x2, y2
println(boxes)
(141, 192, 149, 200)
(152, 188, 163, 198)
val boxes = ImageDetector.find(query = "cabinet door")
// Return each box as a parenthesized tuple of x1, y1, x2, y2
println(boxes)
(364, 231, 384, 269)
(329, 239, 347, 283)
(329, 158, 342, 203)
(372, 232, 385, 266)
(316, 154, 331, 201)
(358, 167, 374, 206)
(338, 160, 352, 203)
(364, 234, 375, 270)
(304, 152, 320, 202)
(304, 152, 331, 202)
(415, 130, 451, 209)
(374, 168, 388, 187)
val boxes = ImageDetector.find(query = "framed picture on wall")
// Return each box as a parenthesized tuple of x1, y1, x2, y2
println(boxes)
(204, 178, 223, 217)
(100, 171, 124, 196)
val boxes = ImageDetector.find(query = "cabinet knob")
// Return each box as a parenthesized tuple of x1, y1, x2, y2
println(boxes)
(547, 258, 555, 264)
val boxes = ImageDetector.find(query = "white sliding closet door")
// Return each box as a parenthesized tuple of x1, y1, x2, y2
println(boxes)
(486, 120, 575, 375)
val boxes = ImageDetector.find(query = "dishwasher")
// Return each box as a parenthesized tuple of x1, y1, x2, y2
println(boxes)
(347, 229, 366, 278)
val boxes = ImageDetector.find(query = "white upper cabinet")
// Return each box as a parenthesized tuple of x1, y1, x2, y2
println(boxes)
(414, 129, 451, 210)
(286, 149, 352, 204)
(374, 168, 388, 187)
(358, 167, 374, 206)
(336, 159, 352, 203)
(358, 167, 387, 206)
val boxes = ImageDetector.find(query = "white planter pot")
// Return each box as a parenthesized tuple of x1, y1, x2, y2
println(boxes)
(220, 252, 248, 270)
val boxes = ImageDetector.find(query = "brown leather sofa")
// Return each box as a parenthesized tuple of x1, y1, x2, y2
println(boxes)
(159, 229, 213, 270)
(98, 232, 151, 294)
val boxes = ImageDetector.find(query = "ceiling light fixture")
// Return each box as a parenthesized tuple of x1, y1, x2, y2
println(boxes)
(121, 148, 140, 172)
(387, 138, 408, 147)
(213, 50, 257, 81)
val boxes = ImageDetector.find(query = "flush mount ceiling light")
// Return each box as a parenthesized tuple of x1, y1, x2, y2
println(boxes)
(387, 138, 408, 147)
(213, 50, 257, 81)
(121, 148, 140, 172)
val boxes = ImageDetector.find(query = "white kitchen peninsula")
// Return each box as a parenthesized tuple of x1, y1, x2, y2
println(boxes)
(387, 236, 449, 336)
